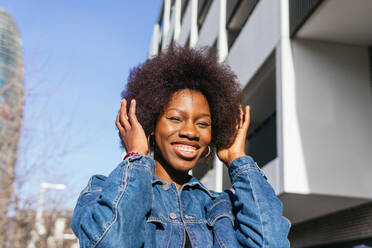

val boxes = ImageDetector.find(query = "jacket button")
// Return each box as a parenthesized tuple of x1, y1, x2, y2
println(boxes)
(162, 184, 170, 191)
(169, 213, 177, 219)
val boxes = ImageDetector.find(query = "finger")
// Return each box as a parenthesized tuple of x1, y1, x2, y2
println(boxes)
(120, 99, 129, 120)
(243, 105, 250, 129)
(239, 105, 244, 128)
(128, 99, 139, 125)
(115, 108, 125, 134)
(120, 99, 131, 130)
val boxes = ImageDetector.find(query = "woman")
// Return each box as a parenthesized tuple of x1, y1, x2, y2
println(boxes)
(71, 47, 290, 247)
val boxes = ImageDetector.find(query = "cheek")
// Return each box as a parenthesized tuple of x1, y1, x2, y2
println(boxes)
(155, 120, 177, 144)
(201, 129, 212, 145)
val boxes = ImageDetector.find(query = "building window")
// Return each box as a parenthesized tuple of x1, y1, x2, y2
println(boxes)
(289, 0, 323, 36)
(208, 40, 217, 61)
(226, 0, 259, 49)
(180, 0, 189, 24)
(242, 52, 277, 168)
(197, 0, 212, 31)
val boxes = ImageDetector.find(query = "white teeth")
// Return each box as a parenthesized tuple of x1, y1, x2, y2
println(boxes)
(174, 144, 196, 153)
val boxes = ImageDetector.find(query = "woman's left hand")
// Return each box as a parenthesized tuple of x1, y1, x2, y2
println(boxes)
(217, 105, 250, 166)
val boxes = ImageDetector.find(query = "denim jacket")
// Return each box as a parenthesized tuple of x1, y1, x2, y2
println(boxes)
(71, 155, 290, 247)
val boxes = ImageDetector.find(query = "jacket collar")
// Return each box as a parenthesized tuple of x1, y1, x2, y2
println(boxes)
(152, 176, 219, 199)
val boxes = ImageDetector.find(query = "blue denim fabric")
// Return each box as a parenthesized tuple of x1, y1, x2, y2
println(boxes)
(71, 155, 290, 247)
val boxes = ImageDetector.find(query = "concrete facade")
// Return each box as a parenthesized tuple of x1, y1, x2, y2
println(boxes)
(149, 0, 372, 246)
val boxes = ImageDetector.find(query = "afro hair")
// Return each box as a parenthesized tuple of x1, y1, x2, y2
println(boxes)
(121, 46, 242, 151)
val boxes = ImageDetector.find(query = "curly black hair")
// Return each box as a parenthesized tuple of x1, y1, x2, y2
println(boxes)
(121, 46, 242, 151)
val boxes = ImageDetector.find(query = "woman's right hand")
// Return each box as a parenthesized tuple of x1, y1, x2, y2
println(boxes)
(115, 98, 148, 155)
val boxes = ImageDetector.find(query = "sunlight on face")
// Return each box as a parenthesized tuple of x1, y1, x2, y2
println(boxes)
(154, 89, 212, 172)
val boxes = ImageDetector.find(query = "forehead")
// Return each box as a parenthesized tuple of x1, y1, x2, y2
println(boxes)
(165, 89, 210, 112)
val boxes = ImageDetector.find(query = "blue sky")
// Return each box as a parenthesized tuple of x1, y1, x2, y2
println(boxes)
(1, 1, 162, 208)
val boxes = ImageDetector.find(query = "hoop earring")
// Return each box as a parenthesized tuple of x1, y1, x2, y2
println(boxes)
(204, 145, 211, 158)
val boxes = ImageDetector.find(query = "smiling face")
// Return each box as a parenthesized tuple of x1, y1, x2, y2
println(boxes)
(154, 89, 212, 173)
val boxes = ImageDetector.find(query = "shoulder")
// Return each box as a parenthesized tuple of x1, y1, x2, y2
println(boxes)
(80, 174, 107, 196)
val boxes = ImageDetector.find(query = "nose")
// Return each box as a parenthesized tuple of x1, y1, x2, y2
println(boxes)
(179, 120, 199, 140)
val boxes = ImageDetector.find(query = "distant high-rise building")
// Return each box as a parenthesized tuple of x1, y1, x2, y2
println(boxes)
(0, 8, 24, 224)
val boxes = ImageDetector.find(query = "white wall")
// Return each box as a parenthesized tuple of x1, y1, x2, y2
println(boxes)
(262, 158, 281, 194)
(226, 0, 281, 88)
(178, 1, 192, 46)
(164, 5, 176, 48)
(288, 39, 372, 198)
(195, 0, 219, 48)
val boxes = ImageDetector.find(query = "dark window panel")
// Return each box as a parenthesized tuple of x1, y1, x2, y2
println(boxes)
(226, 0, 259, 49)
(289, 0, 323, 36)
(197, 0, 212, 31)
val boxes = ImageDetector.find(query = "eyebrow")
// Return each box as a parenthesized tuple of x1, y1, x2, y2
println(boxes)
(166, 108, 211, 117)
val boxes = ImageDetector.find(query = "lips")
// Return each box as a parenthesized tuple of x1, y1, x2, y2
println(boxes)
(171, 142, 200, 159)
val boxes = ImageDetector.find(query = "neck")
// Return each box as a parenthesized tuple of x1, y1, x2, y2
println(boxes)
(154, 154, 191, 191)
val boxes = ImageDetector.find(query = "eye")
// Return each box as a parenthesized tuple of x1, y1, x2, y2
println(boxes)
(167, 116, 182, 122)
(197, 122, 210, 128)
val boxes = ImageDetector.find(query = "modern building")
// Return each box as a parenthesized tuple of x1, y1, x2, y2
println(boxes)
(0, 7, 24, 232)
(149, 0, 372, 247)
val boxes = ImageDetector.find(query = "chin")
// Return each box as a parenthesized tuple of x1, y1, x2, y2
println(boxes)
(169, 157, 199, 172)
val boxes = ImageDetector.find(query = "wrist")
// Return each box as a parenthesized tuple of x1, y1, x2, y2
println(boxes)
(123, 149, 148, 160)
(127, 147, 148, 156)
(227, 152, 246, 166)
(123, 152, 141, 160)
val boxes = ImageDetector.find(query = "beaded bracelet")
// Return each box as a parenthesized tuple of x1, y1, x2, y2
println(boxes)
(123, 152, 140, 160)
